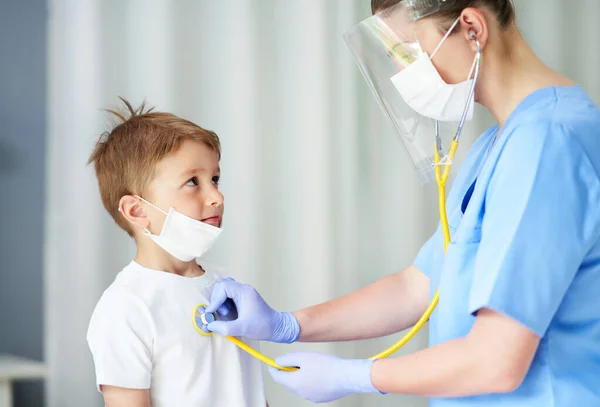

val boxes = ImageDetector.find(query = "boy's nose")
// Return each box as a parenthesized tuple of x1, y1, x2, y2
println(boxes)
(206, 188, 224, 207)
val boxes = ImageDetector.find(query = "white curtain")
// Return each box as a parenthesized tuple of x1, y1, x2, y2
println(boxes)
(45, 1, 600, 407)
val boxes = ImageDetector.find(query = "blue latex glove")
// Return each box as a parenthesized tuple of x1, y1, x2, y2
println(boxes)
(268, 352, 381, 403)
(206, 278, 300, 343)
(208, 278, 238, 320)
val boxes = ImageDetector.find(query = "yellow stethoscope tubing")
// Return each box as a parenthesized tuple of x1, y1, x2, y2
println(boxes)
(192, 304, 300, 372)
(193, 139, 458, 372)
(195, 35, 480, 372)
(368, 139, 456, 360)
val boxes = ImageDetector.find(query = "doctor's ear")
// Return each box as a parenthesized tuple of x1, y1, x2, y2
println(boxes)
(459, 7, 488, 50)
(118, 195, 150, 230)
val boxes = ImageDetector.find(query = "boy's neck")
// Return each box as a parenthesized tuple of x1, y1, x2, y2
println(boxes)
(134, 237, 206, 277)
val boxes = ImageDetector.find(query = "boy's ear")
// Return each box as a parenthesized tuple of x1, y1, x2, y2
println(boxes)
(118, 195, 150, 230)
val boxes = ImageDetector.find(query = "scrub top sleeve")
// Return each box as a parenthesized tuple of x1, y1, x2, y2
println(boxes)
(469, 122, 600, 337)
(413, 223, 443, 278)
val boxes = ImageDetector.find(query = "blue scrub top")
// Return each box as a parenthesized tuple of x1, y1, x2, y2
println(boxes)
(414, 86, 600, 406)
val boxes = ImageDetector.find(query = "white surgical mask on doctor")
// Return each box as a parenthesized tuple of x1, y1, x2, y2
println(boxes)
(136, 195, 222, 262)
(391, 18, 479, 122)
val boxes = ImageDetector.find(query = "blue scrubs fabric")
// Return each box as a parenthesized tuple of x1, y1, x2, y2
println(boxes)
(414, 86, 600, 406)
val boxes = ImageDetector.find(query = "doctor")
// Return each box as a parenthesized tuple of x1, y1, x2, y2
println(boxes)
(207, 0, 600, 405)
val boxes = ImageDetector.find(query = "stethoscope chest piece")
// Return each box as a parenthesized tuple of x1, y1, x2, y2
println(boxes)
(193, 303, 216, 337)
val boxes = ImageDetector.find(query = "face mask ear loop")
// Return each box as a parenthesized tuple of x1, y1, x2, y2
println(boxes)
(430, 17, 461, 59)
(455, 39, 482, 143)
(466, 50, 478, 81)
(135, 195, 168, 216)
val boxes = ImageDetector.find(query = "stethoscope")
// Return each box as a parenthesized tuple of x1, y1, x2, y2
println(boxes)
(192, 35, 482, 373)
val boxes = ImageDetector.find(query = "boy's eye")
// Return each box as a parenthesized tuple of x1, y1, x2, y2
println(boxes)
(186, 177, 199, 186)
(212, 176, 220, 186)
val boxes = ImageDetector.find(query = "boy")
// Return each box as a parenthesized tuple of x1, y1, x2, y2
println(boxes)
(86, 98, 266, 407)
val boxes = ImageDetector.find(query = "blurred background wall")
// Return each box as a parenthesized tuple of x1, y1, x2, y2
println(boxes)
(1, 0, 599, 406)
(0, 1, 47, 406)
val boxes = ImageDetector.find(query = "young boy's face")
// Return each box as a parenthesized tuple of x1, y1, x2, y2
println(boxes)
(145, 139, 223, 233)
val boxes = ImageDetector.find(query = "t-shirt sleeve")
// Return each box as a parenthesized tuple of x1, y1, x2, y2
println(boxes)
(469, 122, 600, 337)
(87, 287, 155, 391)
(413, 223, 443, 278)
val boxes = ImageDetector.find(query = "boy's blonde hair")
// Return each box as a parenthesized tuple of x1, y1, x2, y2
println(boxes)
(88, 98, 221, 237)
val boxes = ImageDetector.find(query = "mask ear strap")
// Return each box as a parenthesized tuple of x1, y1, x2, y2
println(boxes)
(430, 17, 461, 59)
(135, 195, 168, 216)
(466, 30, 480, 81)
(466, 52, 478, 80)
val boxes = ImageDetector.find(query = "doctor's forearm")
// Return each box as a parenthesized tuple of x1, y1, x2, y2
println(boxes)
(370, 337, 520, 397)
(293, 265, 430, 342)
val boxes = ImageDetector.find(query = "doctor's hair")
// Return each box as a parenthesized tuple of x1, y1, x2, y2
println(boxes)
(371, 0, 515, 29)
(87, 97, 221, 237)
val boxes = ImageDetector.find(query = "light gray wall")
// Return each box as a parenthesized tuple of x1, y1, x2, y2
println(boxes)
(0, 0, 47, 405)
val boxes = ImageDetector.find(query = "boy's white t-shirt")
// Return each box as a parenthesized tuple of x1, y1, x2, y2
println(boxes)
(86, 261, 266, 407)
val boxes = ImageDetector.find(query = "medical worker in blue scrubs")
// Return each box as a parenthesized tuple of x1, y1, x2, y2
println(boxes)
(206, 0, 600, 405)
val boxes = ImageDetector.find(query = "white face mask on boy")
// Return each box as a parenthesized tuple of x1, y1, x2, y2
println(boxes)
(136, 195, 222, 262)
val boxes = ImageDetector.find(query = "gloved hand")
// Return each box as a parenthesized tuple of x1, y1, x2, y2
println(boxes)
(207, 278, 238, 320)
(268, 352, 382, 403)
(206, 278, 300, 343)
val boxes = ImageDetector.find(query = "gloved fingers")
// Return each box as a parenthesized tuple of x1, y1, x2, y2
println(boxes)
(206, 278, 239, 313)
(268, 365, 288, 383)
(216, 298, 235, 317)
(274, 352, 311, 367)
(206, 319, 243, 336)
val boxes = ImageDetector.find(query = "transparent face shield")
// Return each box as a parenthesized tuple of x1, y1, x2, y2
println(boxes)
(343, 3, 438, 183)
(404, 0, 448, 21)
(342, 1, 479, 184)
